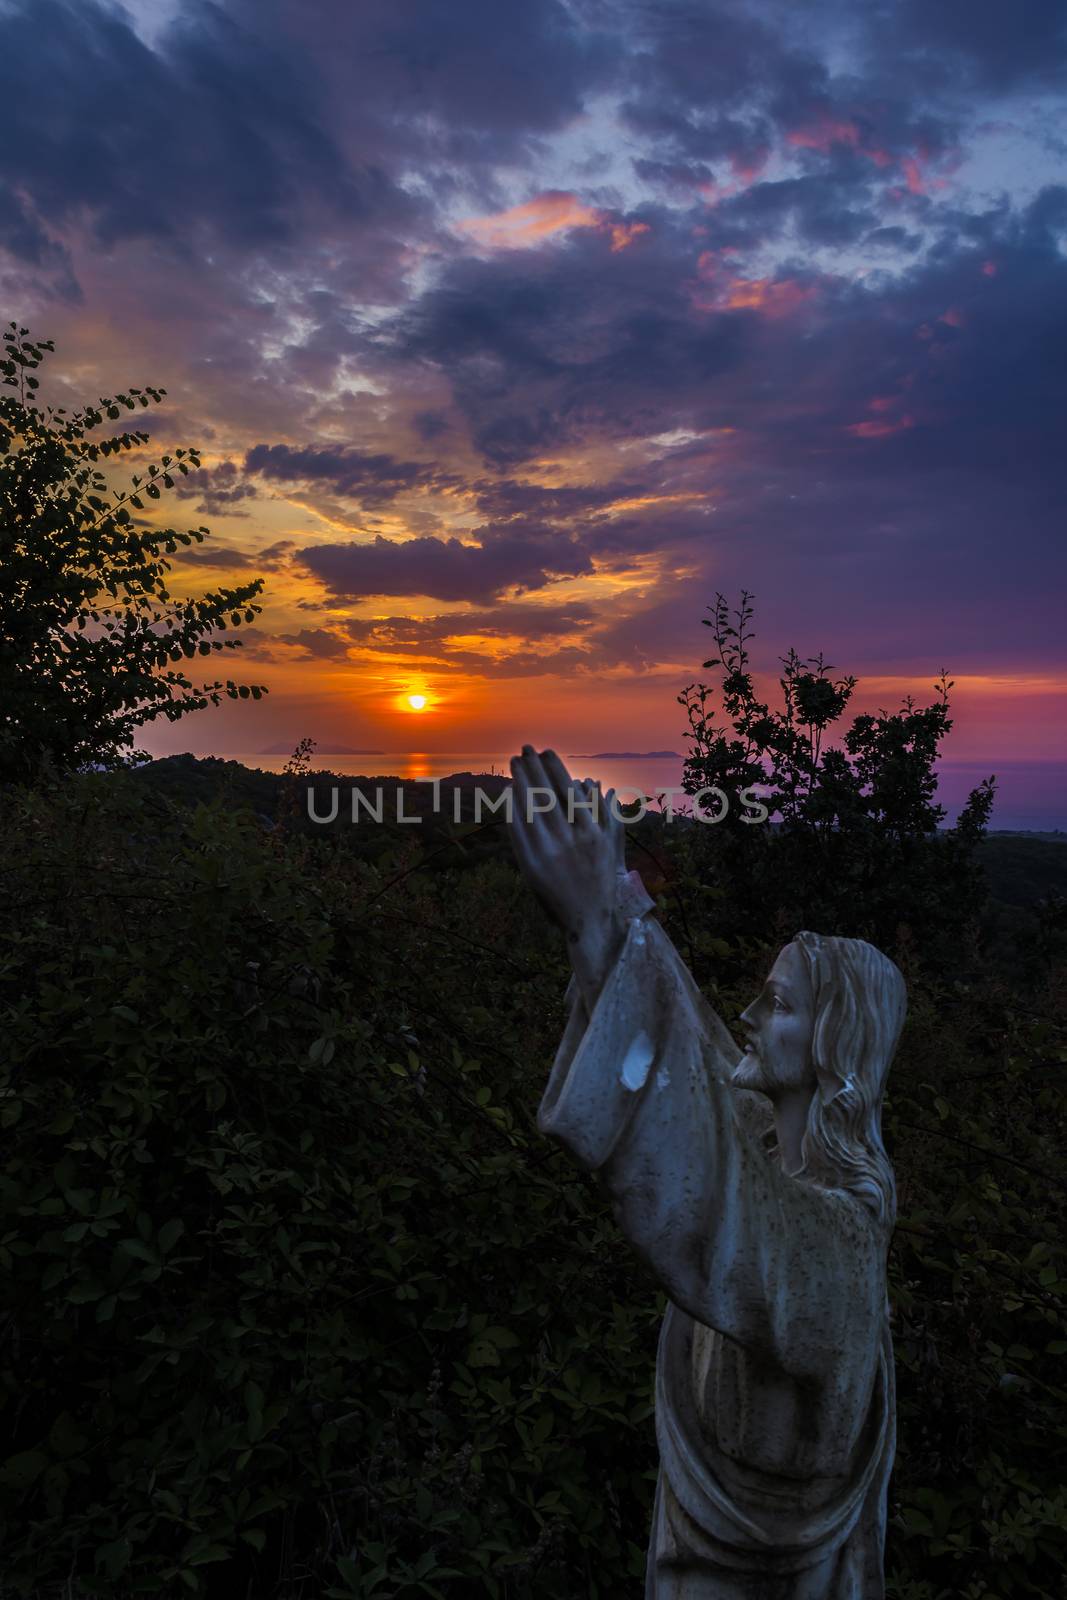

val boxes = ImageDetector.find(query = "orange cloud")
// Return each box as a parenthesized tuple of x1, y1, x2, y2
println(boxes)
(609, 220, 650, 252)
(457, 190, 649, 253)
(721, 277, 814, 316)
(692, 250, 812, 318)
(597, 489, 707, 515)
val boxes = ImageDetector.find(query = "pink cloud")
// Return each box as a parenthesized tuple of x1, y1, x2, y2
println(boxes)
(846, 413, 915, 439)
(691, 250, 813, 319)
(729, 147, 770, 184)
(698, 153, 768, 209)
(720, 277, 814, 317)
(456, 191, 650, 254)
(457, 190, 602, 249)
(787, 116, 863, 155)
(609, 220, 651, 252)
(901, 156, 926, 195)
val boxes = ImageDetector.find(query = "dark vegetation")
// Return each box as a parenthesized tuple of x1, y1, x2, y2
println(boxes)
(0, 326, 266, 784)
(2, 332, 1065, 1598)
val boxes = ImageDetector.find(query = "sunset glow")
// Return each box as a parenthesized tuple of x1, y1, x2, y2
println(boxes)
(4, 0, 1063, 828)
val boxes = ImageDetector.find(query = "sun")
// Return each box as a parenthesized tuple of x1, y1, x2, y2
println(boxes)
(407, 694, 427, 711)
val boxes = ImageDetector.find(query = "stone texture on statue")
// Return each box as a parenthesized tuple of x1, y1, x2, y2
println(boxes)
(537, 870, 904, 1599)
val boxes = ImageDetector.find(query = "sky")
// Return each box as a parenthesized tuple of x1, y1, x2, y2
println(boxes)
(3, 0, 1066, 821)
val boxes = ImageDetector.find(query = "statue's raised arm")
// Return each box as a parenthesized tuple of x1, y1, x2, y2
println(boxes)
(508, 746, 907, 1599)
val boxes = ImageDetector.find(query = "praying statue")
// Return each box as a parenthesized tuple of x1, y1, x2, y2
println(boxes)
(508, 746, 906, 1599)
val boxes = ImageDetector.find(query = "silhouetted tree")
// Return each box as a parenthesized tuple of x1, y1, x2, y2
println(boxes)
(676, 592, 996, 967)
(0, 324, 267, 783)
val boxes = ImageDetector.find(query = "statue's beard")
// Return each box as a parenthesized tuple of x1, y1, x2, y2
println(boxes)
(732, 1048, 816, 1103)
(731, 1048, 770, 1094)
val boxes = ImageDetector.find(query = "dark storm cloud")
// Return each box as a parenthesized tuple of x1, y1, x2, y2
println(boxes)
(244, 444, 461, 506)
(224, 0, 622, 170)
(298, 533, 595, 602)
(381, 216, 751, 467)
(870, 0, 1067, 93)
(610, 2, 964, 209)
(0, 0, 417, 258)
(611, 1, 831, 182)
(701, 174, 881, 250)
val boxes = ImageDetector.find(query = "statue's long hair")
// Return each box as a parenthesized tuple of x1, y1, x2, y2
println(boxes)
(790, 931, 906, 1232)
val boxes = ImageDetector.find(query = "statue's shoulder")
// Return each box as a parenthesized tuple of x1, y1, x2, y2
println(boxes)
(730, 1086, 776, 1146)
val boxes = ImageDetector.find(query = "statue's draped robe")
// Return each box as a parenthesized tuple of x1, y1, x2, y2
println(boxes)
(537, 876, 895, 1599)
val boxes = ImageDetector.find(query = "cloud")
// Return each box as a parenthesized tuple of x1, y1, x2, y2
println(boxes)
(243, 443, 462, 506)
(298, 533, 595, 602)
(344, 600, 596, 646)
(0, 179, 81, 303)
(174, 543, 259, 568)
(174, 459, 260, 516)
(278, 627, 353, 659)
(457, 189, 652, 253)
(378, 215, 751, 466)
(873, 0, 1067, 93)
(4, 0, 1065, 700)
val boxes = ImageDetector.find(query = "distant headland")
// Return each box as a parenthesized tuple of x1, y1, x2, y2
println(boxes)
(575, 750, 681, 760)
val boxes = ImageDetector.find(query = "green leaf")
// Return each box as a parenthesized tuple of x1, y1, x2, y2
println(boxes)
(158, 1219, 185, 1254)
(0, 1450, 49, 1491)
(118, 1239, 159, 1265)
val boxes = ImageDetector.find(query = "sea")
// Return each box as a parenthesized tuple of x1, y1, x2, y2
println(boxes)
(220, 751, 1067, 833)
(228, 750, 692, 803)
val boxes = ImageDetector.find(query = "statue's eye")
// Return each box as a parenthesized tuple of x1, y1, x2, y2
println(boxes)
(773, 996, 786, 1011)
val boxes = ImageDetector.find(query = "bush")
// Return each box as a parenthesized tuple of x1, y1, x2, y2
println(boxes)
(0, 773, 659, 1597)
(0, 325, 267, 782)
(676, 591, 996, 974)
(1, 769, 1064, 1598)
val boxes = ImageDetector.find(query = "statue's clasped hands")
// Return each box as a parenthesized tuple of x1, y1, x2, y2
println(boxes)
(508, 746, 628, 957)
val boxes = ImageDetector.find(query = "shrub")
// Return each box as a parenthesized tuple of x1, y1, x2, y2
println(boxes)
(0, 325, 266, 783)
(1, 767, 1064, 1598)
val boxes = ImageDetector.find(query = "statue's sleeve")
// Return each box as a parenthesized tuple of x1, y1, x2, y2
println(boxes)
(537, 879, 883, 1382)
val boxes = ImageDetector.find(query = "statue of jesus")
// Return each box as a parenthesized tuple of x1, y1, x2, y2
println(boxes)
(508, 746, 906, 1598)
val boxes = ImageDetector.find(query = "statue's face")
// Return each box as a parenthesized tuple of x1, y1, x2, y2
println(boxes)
(732, 941, 816, 1100)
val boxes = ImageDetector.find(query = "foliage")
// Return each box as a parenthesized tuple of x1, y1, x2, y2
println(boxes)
(2, 585, 1065, 1597)
(0, 325, 267, 783)
(0, 772, 661, 1598)
(676, 592, 997, 974)
(1, 764, 1064, 1599)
